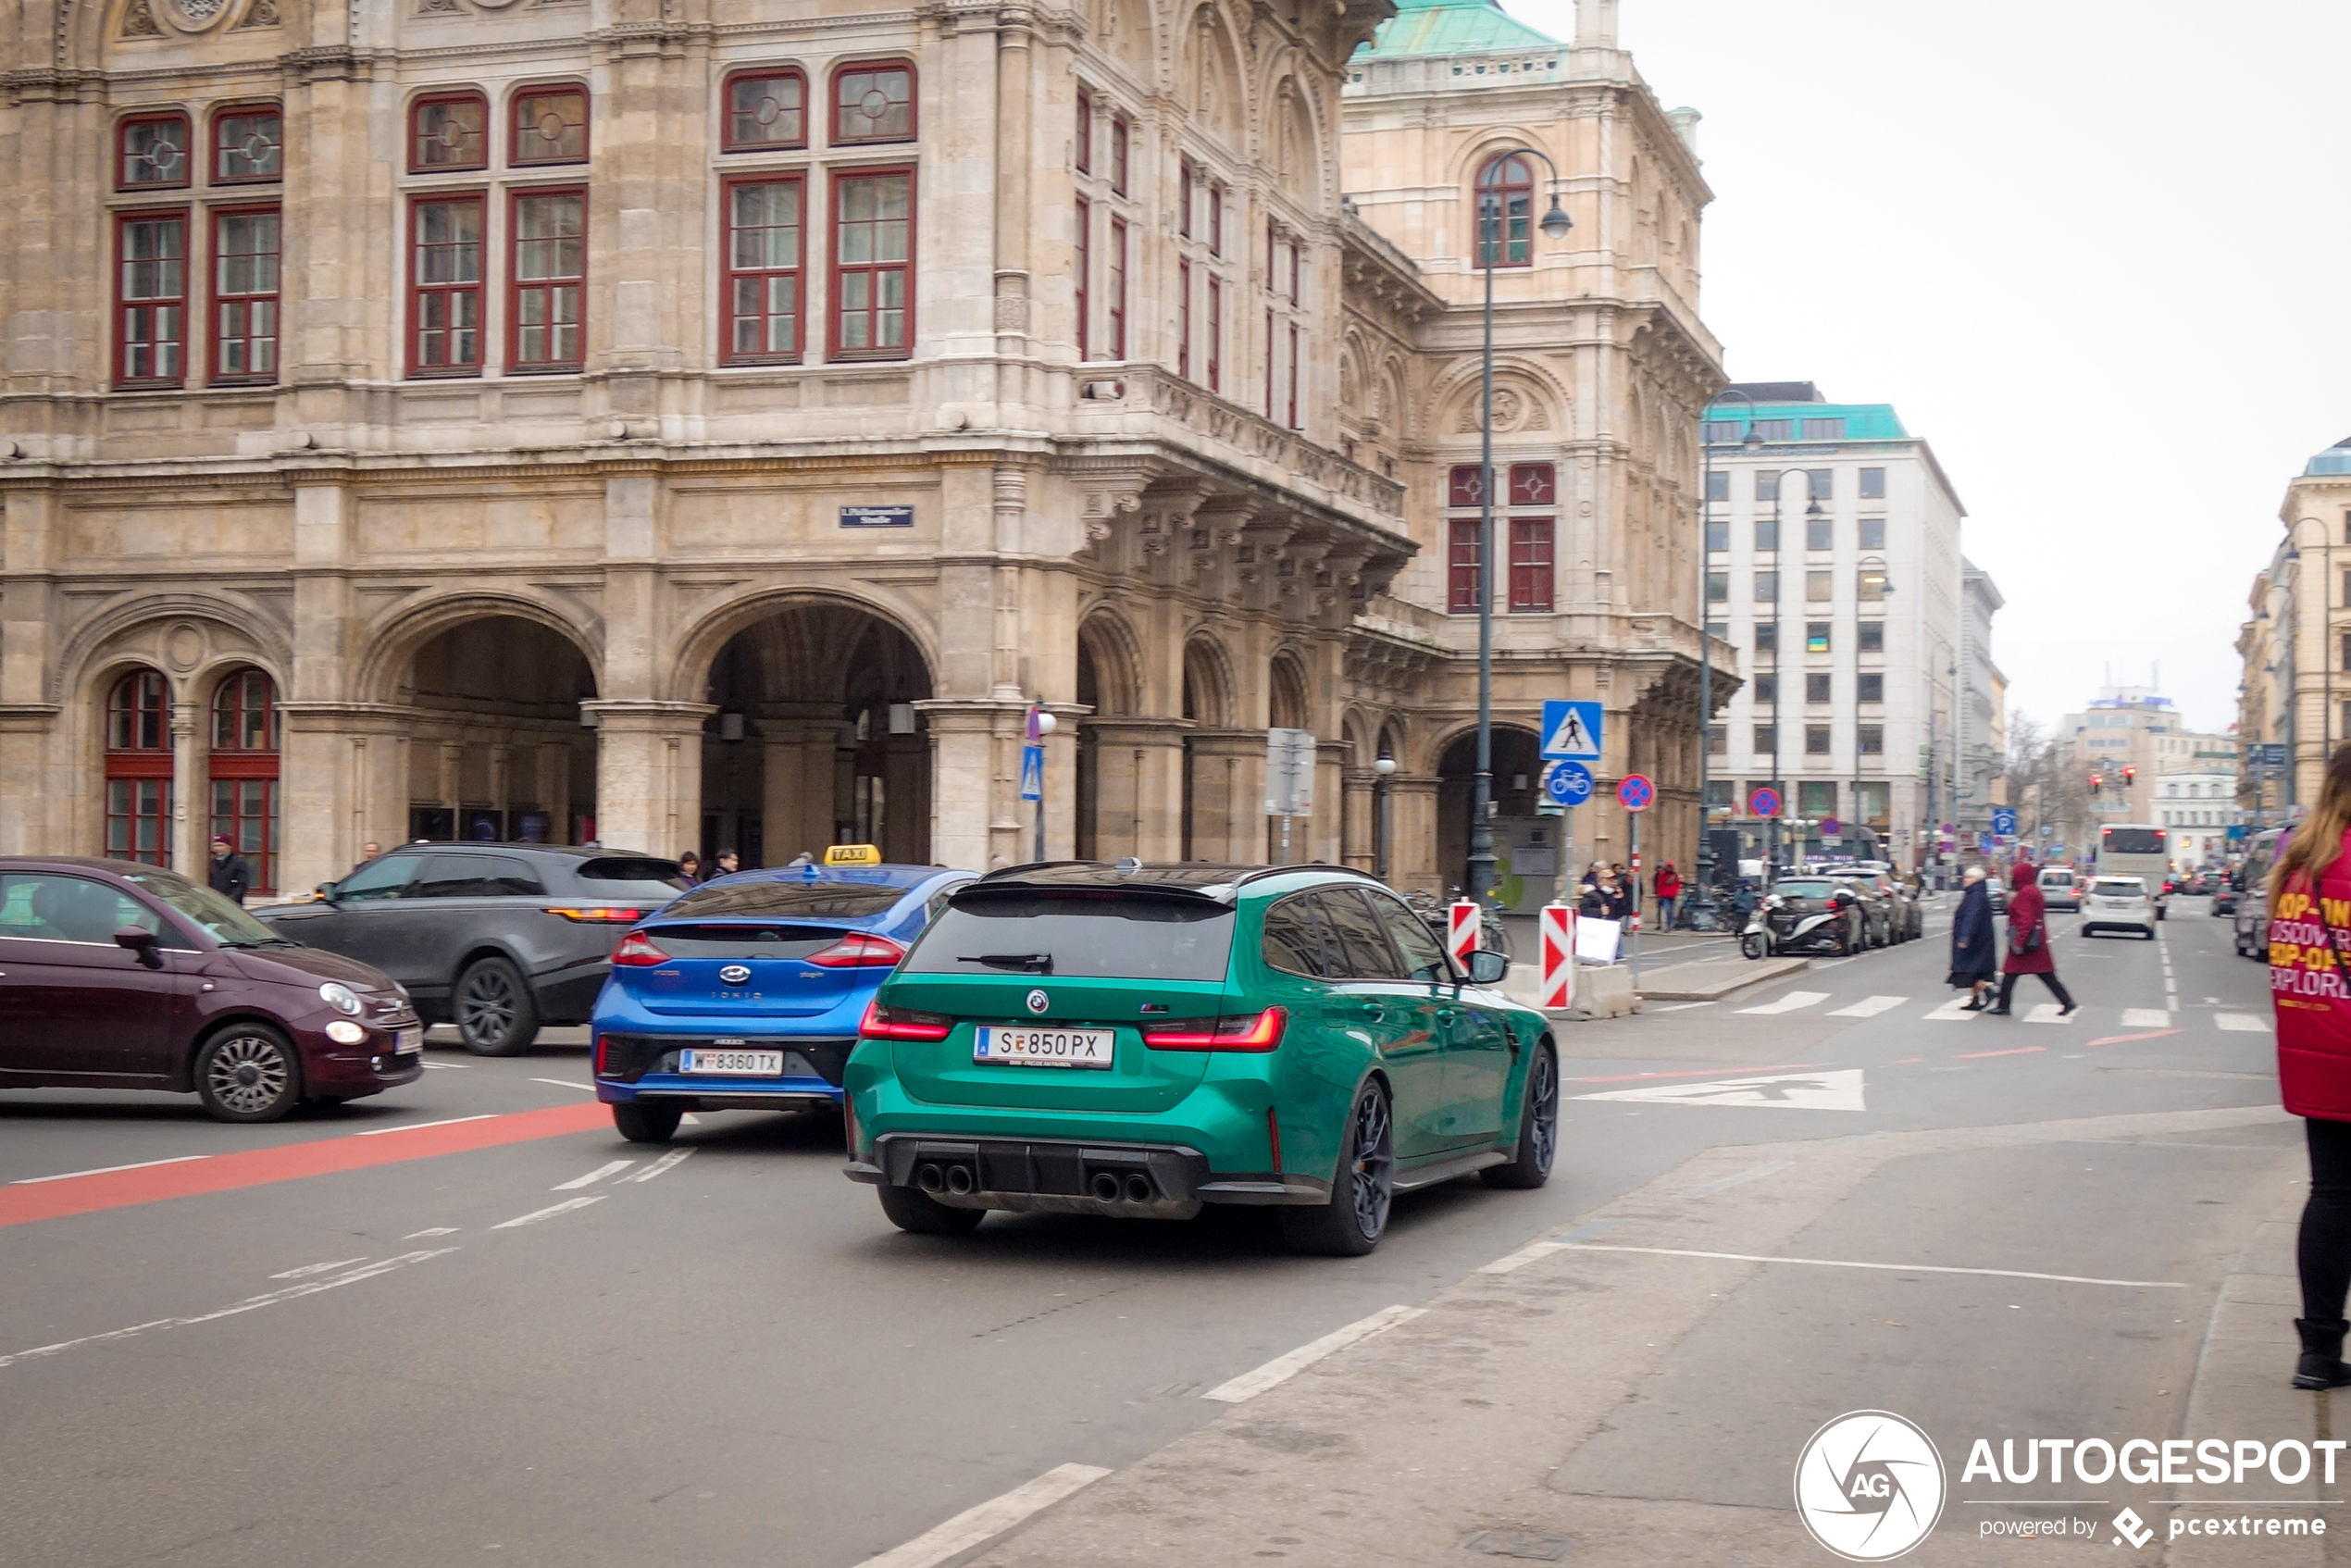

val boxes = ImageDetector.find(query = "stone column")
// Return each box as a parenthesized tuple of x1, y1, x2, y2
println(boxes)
(1187, 729, 1265, 864)
(1081, 719, 1190, 862)
(277, 702, 410, 893)
(1313, 740, 1348, 864)
(759, 708, 845, 865)
(916, 700, 1026, 870)
(1392, 777, 1441, 890)
(1342, 767, 1377, 872)
(0, 486, 62, 856)
(587, 701, 713, 854)
(170, 695, 204, 876)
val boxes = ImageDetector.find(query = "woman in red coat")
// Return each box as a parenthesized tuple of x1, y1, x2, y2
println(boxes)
(2270, 743, 2351, 1388)
(1985, 858, 2076, 1016)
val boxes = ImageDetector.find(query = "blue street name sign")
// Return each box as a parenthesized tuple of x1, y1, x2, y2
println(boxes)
(1545, 760, 1594, 807)
(1539, 700, 1604, 761)
(840, 504, 915, 529)
(1018, 744, 1044, 802)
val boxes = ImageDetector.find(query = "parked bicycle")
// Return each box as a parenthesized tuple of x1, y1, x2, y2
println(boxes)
(1402, 887, 1512, 962)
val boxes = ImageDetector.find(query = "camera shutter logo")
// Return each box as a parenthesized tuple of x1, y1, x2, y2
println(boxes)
(1793, 1410, 1946, 1562)
(1026, 989, 1051, 1014)
(719, 964, 752, 986)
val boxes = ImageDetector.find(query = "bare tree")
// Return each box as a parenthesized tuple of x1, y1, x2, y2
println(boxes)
(2005, 715, 2087, 859)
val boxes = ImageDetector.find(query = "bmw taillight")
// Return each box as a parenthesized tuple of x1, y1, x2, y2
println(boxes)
(1143, 1007, 1287, 1052)
(859, 1000, 952, 1040)
(610, 930, 670, 966)
(810, 933, 908, 968)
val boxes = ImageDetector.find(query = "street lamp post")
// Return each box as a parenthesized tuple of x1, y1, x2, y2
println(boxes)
(1765, 474, 1823, 879)
(1466, 148, 1572, 909)
(1690, 389, 1760, 927)
(1374, 753, 1397, 880)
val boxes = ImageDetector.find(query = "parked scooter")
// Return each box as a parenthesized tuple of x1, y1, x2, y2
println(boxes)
(1739, 887, 1864, 959)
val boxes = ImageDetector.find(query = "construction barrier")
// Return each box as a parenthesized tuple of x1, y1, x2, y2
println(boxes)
(1538, 902, 1576, 1011)
(1448, 900, 1481, 966)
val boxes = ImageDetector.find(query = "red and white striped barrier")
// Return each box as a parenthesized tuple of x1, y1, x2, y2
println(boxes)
(1538, 902, 1576, 1011)
(1448, 900, 1481, 967)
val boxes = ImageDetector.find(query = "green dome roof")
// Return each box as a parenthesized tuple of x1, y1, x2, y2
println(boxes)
(1357, 0, 1561, 58)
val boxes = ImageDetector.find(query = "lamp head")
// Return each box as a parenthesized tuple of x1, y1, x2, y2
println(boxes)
(1741, 429, 1765, 453)
(1374, 755, 1397, 777)
(1538, 196, 1573, 241)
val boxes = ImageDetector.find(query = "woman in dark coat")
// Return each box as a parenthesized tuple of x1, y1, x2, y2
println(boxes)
(1947, 865, 1997, 1009)
(1987, 858, 2075, 1016)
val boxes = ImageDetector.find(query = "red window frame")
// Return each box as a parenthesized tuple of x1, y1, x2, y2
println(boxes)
(1076, 88, 1091, 173)
(1447, 464, 1486, 508)
(507, 185, 587, 373)
(1205, 276, 1221, 392)
(209, 666, 279, 753)
(208, 666, 280, 894)
(1448, 518, 1482, 614)
(108, 668, 172, 753)
(1266, 220, 1276, 284)
(407, 192, 486, 377)
(1209, 182, 1224, 256)
(1179, 162, 1193, 238)
(720, 172, 804, 364)
(1287, 322, 1299, 429)
(1111, 118, 1128, 195)
(1074, 196, 1090, 358)
(106, 668, 174, 868)
(511, 84, 590, 168)
(1263, 307, 1275, 415)
(1177, 258, 1191, 379)
(114, 208, 189, 388)
(117, 110, 191, 193)
(828, 165, 914, 360)
(1474, 152, 1536, 268)
(720, 68, 808, 153)
(1508, 462, 1557, 506)
(210, 103, 282, 185)
(830, 59, 916, 145)
(1509, 517, 1554, 612)
(1289, 241, 1300, 305)
(1106, 218, 1127, 359)
(208, 203, 280, 384)
(408, 91, 489, 174)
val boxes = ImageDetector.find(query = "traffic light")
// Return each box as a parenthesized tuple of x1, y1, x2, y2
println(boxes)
(2090, 774, 2103, 794)
(2121, 766, 2135, 785)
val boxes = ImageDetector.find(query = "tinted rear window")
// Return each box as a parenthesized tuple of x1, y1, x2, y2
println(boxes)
(1773, 880, 1836, 899)
(660, 881, 906, 919)
(641, 922, 850, 959)
(903, 890, 1235, 982)
(577, 857, 691, 897)
(2102, 828, 2166, 856)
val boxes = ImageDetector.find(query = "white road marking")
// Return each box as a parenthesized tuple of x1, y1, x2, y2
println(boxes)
(2121, 1009, 2171, 1028)
(1826, 995, 1907, 1018)
(417, 1061, 466, 1070)
(403, 1227, 459, 1238)
(1478, 1240, 1567, 1275)
(631, 1149, 696, 1182)
(1648, 1001, 1718, 1012)
(552, 1160, 636, 1191)
(268, 1257, 367, 1280)
(678, 1113, 703, 1126)
(1200, 1305, 1426, 1403)
(491, 1196, 605, 1229)
(1684, 1158, 1793, 1198)
(849, 1463, 1113, 1568)
(1575, 1067, 1867, 1112)
(529, 1078, 595, 1092)
(1922, 997, 1981, 1022)
(2022, 1003, 2073, 1024)
(2216, 1014, 2271, 1033)
(1735, 989, 1831, 1015)
(1554, 1243, 2184, 1289)
(9, 1154, 207, 1185)
(355, 1114, 497, 1137)
(0, 1251, 457, 1372)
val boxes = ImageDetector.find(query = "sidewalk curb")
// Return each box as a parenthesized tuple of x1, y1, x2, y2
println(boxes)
(1636, 954, 1811, 1002)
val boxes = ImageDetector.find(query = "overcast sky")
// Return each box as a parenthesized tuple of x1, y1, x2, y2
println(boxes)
(1511, 0, 2351, 740)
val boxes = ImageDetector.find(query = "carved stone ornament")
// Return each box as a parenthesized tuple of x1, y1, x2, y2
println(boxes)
(1456, 384, 1549, 434)
(231, 0, 279, 26)
(120, 0, 164, 35)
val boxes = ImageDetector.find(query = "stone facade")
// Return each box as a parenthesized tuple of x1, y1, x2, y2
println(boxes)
(0, 0, 1721, 900)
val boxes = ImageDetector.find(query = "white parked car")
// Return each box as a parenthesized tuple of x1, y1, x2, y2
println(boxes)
(2037, 867, 2083, 912)
(2080, 876, 2157, 940)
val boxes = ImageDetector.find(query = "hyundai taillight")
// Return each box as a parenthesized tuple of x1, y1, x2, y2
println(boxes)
(610, 930, 670, 966)
(859, 1000, 952, 1040)
(593, 1033, 615, 1076)
(1143, 1007, 1287, 1052)
(550, 906, 646, 924)
(810, 933, 908, 968)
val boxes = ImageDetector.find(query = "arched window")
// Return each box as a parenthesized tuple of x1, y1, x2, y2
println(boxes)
(1473, 154, 1535, 268)
(209, 668, 282, 894)
(105, 669, 173, 866)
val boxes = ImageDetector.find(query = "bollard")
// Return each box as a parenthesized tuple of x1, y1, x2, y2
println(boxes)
(1448, 900, 1481, 966)
(1538, 902, 1576, 1012)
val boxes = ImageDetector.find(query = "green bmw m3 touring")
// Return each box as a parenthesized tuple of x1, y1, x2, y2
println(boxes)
(842, 861, 1560, 1255)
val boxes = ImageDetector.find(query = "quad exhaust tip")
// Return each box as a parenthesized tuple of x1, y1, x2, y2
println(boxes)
(915, 1164, 944, 1193)
(1090, 1171, 1124, 1202)
(944, 1164, 976, 1196)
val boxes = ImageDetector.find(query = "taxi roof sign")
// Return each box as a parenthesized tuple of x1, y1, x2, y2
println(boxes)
(823, 843, 884, 866)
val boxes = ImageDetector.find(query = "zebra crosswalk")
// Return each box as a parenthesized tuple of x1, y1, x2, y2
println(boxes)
(1699, 991, 2274, 1031)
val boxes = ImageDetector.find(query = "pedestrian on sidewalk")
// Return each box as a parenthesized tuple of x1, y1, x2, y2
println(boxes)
(678, 851, 703, 884)
(1579, 868, 1628, 922)
(2268, 740, 2351, 1389)
(1655, 861, 1682, 930)
(1985, 857, 2074, 1016)
(206, 834, 251, 905)
(1947, 865, 1997, 1009)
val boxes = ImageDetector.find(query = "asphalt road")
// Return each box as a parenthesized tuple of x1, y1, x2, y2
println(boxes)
(1, 894, 2294, 1567)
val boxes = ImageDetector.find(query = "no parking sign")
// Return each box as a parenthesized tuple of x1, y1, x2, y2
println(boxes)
(1617, 774, 1654, 813)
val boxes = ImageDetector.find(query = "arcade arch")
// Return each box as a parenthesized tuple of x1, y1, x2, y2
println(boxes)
(397, 616, 599, 844)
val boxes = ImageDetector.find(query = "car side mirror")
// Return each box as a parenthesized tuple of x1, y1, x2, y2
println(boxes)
(317, 881, 340, 905)
(113, 925, 163, 967)
(1467, 950, 1508, 986)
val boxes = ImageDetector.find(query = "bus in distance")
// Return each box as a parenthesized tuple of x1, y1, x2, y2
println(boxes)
(2096, 824, 2171, 917)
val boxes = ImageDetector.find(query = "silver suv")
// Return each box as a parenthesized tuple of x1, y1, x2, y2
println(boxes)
(2036, 867, 2083, 912)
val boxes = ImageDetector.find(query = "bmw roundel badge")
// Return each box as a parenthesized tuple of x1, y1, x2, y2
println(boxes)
(1026, 989, 1051, 1014)
(719, 964, 752, 985)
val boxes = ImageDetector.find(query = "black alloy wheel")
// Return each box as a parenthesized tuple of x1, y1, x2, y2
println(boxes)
(1484, 1044, 1558, 1189)
(1281, 1083, 1396, 1257)
(194, 1025, 303, 1123)
(455, 956, 541, 1056)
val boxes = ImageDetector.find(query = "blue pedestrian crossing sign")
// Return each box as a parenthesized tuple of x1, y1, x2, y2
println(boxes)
(1544, 760, 1594, 807)
(1540, 700, 1604, 760)
(1990, 807, 2018, 836)
(1018, 744, 1044, 802)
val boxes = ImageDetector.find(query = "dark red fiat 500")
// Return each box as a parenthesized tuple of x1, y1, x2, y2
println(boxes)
(0, 857, 423, 1122)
